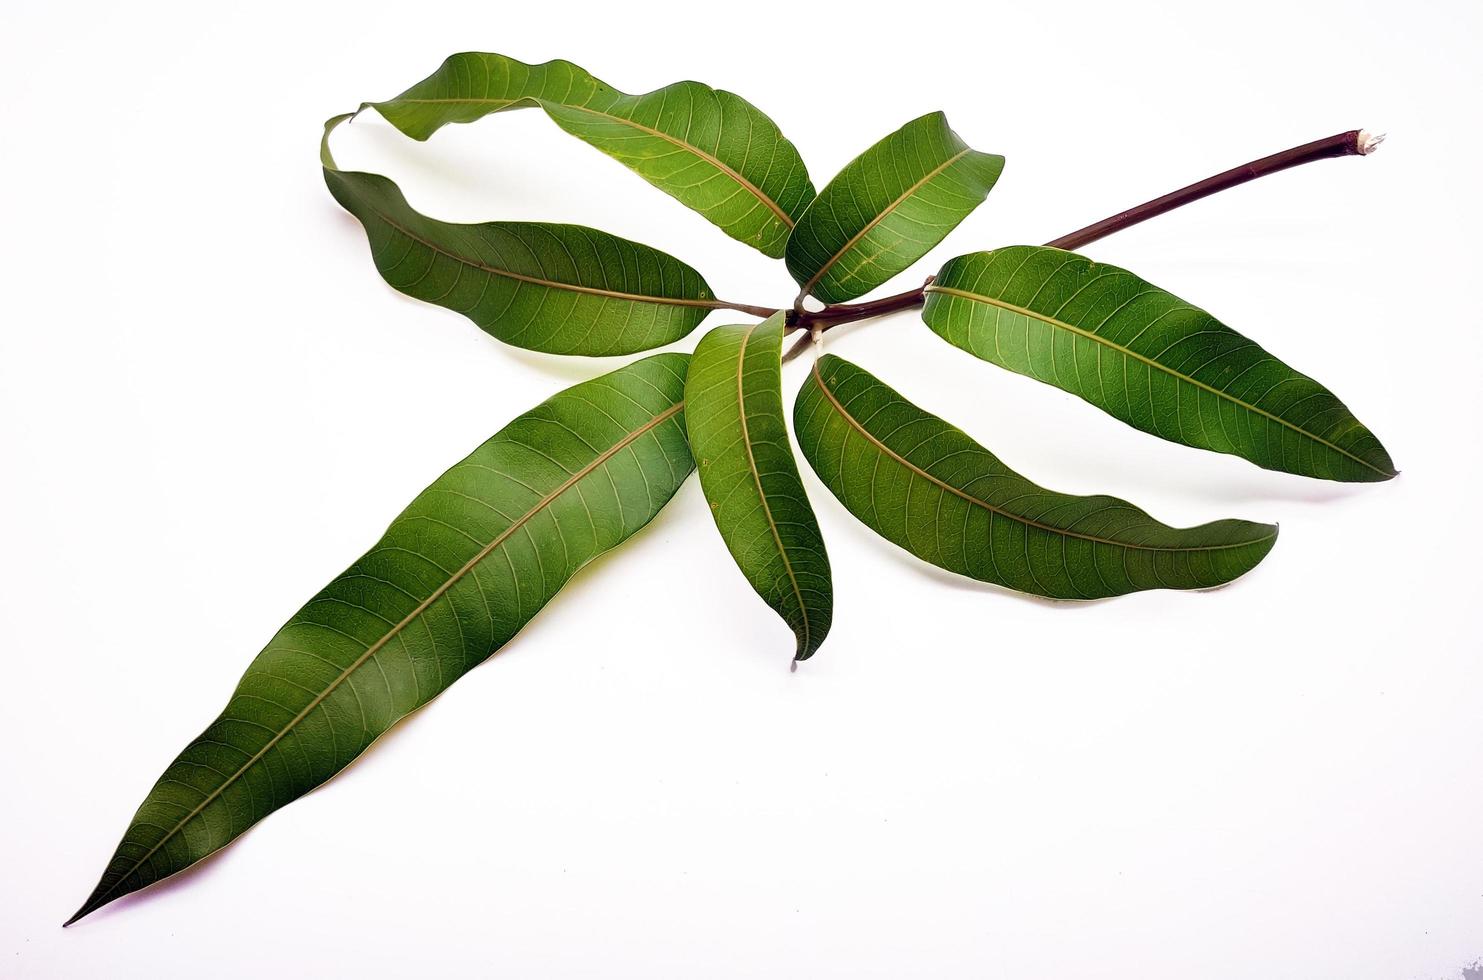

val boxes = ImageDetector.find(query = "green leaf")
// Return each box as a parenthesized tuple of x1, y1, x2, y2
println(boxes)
(794, 354, 1279, 599)
(785, 112, 1004, 304)
(685, 313, 832, 660)
(362, 53, 815, 257)
(323, 115, 725, 356)
(923, 246, 1396, 482)
(69, 354, 695, 924)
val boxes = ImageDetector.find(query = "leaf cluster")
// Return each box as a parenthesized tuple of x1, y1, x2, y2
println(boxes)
(71, 53, 1395, 924)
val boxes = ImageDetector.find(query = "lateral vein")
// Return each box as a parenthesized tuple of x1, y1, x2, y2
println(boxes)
(812, 360, 1272, 553)
(92, 401, 685, 905)
(924, 284, 1391, 477)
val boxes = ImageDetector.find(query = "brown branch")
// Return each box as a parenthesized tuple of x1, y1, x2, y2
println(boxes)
(778, 128, 1381, 365)
(1044, 129, 1380, 250)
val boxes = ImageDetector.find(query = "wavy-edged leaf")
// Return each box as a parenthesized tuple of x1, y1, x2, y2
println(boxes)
(923, 246, 1396, 482)
(686, 313, 832, 660)
(70, 354, 695, 924)
(323, 116, 724, 355)
(362, 53, 815, 257)
(785, 112, 1004, 304)
(794, 354, 1278, 599)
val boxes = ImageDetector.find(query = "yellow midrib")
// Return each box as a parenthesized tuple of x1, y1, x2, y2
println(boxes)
(94, 401, 685, 904)
(364, 204, 724, 310)
(924, 284, 1391, 479)
(812, 360, 1275, 554)
(734, 321, 811, 655)
(384, 97, 795, 229)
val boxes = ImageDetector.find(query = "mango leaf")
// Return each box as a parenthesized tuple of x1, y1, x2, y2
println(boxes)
(922, 246, 1396, 482)
(785, 112, 1004, 304)
(361, 53, 815, 258)
(323, 115, 732, 356)
(794, 355, 1279, 599)
(686, 313, 832, 660)
(69, 354, 695, 924)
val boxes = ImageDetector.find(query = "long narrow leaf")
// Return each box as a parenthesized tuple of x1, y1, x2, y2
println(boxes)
(922, 246, 1396, 482)
(323, 115, 722, 355)
(70, 354, 695, 924)
(686, 313, 832, 660)
(363, 53, 815, 257)
(786, 112, 1003, 303)
(794, 354, 1279, 599)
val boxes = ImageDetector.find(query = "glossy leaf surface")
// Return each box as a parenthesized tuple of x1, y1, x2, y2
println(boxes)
(70, 354, 695, 923)
(686, 313, 832, 659)
(923, 246, 1396, 482)
(364, 53, 815, 257)
(323, 116, 720, 355)
(786, 112, 1004, 304)
(794, 355, 1279, 599)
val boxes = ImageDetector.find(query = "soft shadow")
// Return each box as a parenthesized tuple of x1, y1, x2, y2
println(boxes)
(499, 345, 630, 383)
(347, 122, 485, 191)
(68, 478, 703, 925)
(839, 512, 1118, 609)
(1096, 464, 1385, 508)
(72, 825, 254, 928)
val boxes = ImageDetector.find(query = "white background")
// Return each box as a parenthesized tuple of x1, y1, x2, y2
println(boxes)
(2, 1, 1479, 977)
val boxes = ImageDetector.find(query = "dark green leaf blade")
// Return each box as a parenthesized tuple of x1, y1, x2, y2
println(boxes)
(785, 112, 1004, 304)
(922, 246, 1396, 482)
(363, 53, 815, 257)
(70, 354, 695, 924)
(323, 116, 720, 355)
(686, 313, 832, 660)
(794, 354, 1278, 599)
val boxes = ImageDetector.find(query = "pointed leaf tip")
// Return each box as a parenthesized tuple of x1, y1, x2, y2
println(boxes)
(363, 52, 815, 256)
(786, 111, 1004, 303)
(686, 313, 834, 660)
(74, 355, 697, 918)
(320, 158, 719, 355)
(794, 355, 1280, 599)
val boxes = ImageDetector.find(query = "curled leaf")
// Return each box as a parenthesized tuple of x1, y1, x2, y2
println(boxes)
(363, 53, 815, 257)
(794, 354, 1279, 599)
(323, 115, 722, 355)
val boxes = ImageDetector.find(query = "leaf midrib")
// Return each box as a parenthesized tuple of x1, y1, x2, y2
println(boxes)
(812, 360, 1273, 554)
(92, 400, 685, 906)
(925, 284, 1392, 478)
(799, 147, 971, 298)
(381, 97, 796, 229)
(363, 204, 724, 310)
(734, 322, 810, 655)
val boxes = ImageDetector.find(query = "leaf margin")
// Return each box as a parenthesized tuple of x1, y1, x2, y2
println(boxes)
(68, 353, 698, 924)
(921, 245, 1398, 483)
(685, 312, 833, 660)
(785, 110, 1005, 304)
(357, 52, 816, 258)
(793, 352, 1281, 600)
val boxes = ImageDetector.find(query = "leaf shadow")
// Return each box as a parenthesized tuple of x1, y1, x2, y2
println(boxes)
(73, 825, 254, 928)
(816, 500, 1116, 610)
(69, 479, 701, 926)
(802, 467, 1276, 610)
(1069, 456, 1386, 509)
(320, 194, 694, 386)
(792, 314, 1396, 511)
(499, 346, 634, 383)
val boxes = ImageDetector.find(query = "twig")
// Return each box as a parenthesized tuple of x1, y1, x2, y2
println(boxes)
(777, 129, 1380, 365)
